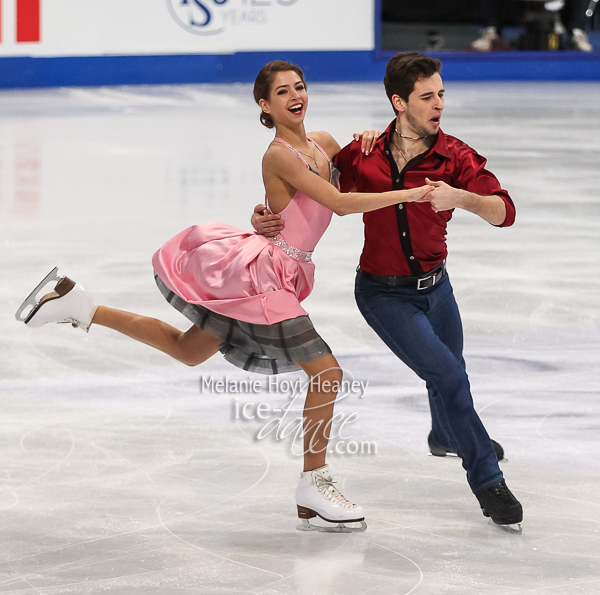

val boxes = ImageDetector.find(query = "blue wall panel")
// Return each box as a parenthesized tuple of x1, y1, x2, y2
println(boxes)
(0, 51, 598, 88)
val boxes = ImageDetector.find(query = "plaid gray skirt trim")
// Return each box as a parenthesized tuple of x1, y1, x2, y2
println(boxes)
(155, 274, 332, 375)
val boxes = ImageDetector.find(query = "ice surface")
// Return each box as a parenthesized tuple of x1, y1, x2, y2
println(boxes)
(0, 81, 599, 594)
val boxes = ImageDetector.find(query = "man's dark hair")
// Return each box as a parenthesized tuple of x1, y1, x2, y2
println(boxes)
(383, 52, 443, 114)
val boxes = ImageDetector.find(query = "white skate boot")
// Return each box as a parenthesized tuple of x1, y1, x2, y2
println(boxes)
(295, 465, 366, 533)
(15, 267, 97, 332)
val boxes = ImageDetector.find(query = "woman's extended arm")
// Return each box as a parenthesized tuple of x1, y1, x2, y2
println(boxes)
(263, 146, 432, 217)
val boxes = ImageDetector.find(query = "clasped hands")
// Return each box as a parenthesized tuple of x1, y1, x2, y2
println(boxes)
(414, 178, 465, 214)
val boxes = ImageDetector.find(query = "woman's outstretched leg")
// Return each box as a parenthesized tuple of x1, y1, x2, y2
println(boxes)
(93, 306, 221, 366)
(16, 269, 221, 366)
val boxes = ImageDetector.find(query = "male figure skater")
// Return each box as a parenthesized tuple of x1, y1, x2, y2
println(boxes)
(252, 52, 523, 532)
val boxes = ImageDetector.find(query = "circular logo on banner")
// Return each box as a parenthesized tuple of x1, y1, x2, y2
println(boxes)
(167, 0, 227, 36)
(167, 0, 299, 36)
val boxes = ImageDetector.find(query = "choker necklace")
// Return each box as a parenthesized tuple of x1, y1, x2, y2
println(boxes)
(395, 127, 427, 141)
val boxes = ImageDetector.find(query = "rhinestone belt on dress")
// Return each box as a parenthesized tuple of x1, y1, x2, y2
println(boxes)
(269, 235, 313, 263)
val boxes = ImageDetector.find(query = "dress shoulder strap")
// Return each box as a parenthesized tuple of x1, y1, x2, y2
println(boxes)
(273, 137, 310, 169)
(308, 138, 331, 162)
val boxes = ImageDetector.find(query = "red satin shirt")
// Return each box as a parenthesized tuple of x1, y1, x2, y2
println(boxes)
(335, 120, 516, 277)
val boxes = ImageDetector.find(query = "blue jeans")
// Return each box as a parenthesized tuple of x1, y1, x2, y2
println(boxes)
(355, 270, 503, 495)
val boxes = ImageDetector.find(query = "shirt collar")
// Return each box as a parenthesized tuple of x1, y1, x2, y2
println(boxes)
(383, 119, 450, 160)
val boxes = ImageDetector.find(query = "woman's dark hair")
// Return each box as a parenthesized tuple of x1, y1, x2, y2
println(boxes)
(253, 60, 307, 129)
(383, 52, 442, 114)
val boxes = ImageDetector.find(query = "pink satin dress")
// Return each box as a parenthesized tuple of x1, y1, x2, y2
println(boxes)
(152, 138, 338, 374)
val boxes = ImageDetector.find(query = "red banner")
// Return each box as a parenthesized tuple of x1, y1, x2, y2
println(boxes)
(16, 0, 40, 43)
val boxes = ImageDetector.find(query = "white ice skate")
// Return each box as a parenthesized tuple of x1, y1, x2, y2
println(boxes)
(295, 465, 366, 533)
(15, 267, 97, 332)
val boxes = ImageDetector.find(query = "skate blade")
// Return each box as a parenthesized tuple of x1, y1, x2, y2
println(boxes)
(15, 267, 63, 323)
(296, 518, 367, 534)
(488, 519, 523, 535)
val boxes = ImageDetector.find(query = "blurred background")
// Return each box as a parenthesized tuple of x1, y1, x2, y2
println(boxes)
(0, 0, 598, 87)
(381, 0, 600, 52)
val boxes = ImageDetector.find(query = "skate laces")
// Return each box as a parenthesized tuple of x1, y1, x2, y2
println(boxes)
(489, 482, 517, 506)
(314, 474, 357, 510)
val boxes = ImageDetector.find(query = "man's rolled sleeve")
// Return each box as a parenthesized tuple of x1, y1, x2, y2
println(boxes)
(456, 150, 516, 227)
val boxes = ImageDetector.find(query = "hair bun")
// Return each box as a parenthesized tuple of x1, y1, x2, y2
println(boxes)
(260, 111, 275, 129)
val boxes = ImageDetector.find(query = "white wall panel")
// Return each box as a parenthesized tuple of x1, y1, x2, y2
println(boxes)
(0, 0, 375, 57)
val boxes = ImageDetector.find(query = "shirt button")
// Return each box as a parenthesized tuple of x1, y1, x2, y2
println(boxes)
(402, 232, 407, 237)
(398, 204, 403, 210)
(385, 150, 389, 155)
(396, 178, 400, 183)
(409, 256, 415, 260)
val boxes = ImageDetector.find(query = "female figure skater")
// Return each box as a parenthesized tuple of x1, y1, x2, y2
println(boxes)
(16, 61, 432, 533)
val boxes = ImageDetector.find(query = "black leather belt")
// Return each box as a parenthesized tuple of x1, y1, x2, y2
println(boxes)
(358, 261, 446, 290)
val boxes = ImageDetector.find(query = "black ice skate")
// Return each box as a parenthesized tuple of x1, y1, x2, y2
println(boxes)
(428, 431, 505, 462)
(476, 480, 523, 534)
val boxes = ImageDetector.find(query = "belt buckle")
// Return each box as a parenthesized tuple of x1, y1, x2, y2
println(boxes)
(417, 273, 435, 291)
